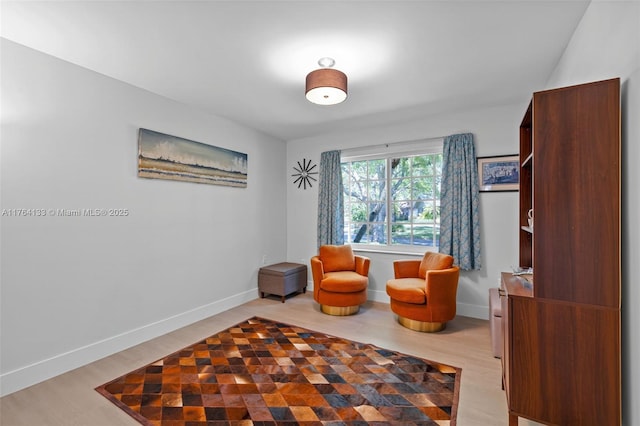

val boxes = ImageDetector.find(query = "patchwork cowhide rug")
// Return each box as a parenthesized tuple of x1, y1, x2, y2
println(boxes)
(96, 316, 461, 425)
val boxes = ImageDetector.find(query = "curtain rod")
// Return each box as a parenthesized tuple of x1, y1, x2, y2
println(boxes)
(340, 135, 447, 157)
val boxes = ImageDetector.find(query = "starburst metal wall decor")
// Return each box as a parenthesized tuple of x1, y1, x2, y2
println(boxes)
(291, 158, 318, 190)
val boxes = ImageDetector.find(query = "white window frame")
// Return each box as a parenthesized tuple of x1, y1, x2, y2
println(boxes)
(341, 138, 444, 255)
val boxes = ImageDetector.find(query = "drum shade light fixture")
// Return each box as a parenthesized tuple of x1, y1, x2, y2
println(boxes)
(305, 57, 347, 105)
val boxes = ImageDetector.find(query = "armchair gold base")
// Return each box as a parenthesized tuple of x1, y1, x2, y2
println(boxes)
(321, 305, 360, 316)
(397, 316, 446, 333)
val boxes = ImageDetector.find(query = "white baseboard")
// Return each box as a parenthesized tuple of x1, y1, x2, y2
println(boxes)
(457, 302, 489, 320)
(368, 288, 391, 303)
(0, 289, 257, 397)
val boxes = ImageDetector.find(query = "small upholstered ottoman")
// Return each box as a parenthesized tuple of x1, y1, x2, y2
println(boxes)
(258, 262, 307, 303)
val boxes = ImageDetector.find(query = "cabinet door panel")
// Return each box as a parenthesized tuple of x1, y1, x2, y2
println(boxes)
(509, 297, 620, 425)
(532, 79, 620, 308)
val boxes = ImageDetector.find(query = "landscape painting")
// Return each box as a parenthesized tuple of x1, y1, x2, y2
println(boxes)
(138, 129, 247, 188)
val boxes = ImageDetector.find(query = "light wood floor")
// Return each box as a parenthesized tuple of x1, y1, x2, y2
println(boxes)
(0, 293, 539, 425)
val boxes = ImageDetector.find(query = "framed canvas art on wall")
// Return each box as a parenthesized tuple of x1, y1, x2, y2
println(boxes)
(477, 155, 519, 192)
(138, 128, 248, 188)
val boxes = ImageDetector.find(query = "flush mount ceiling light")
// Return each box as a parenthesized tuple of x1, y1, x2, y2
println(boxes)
(305, 57, 347, 105)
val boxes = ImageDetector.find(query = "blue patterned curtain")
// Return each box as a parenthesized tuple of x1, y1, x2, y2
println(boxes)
(439, 133, 481, 270)
(317, 150, 344, 247)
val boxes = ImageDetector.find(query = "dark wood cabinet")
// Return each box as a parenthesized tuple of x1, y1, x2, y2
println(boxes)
(502, 78, 621, 425)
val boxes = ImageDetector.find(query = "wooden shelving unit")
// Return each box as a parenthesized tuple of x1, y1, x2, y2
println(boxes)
(518, 102, 533, 269)
(501, 78, 621, 426)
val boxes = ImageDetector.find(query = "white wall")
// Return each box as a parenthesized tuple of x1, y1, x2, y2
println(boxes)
(0, 39, 288, 396)
(286, 103, 525, 319)
(543, 2, 640, 425)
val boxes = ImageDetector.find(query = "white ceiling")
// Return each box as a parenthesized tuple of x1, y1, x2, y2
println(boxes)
(1, 0, 591, 141)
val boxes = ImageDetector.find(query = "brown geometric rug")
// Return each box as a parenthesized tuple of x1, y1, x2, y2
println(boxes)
(96, 316, 461, 425)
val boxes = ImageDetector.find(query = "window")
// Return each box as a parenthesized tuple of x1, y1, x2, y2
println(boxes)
(341, 142, 443, 252)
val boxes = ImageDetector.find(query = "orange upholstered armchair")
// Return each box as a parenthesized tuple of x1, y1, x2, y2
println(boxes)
(311, 245, 370, 316)
(386, 252, 460, 332)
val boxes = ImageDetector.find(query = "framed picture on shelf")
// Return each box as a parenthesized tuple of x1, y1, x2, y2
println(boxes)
(477, 155, 519, 192)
